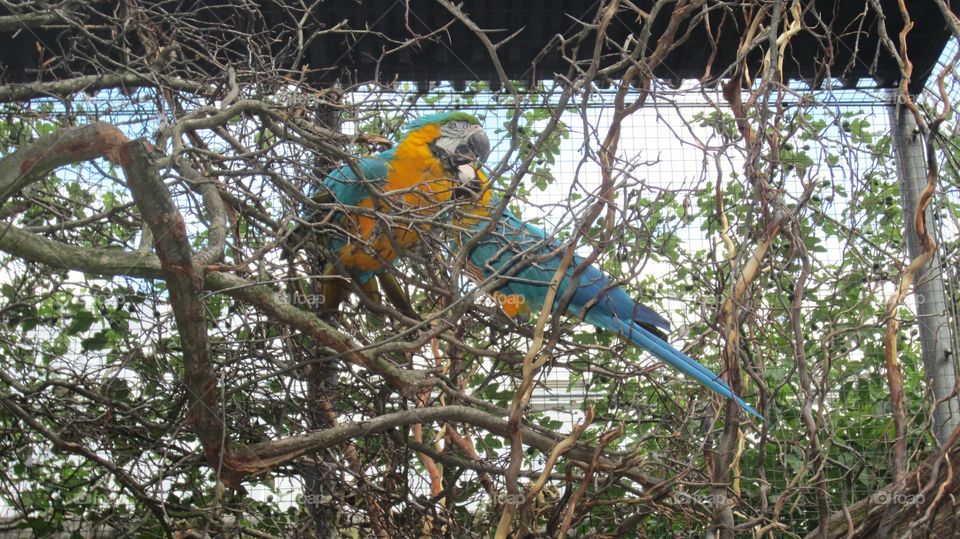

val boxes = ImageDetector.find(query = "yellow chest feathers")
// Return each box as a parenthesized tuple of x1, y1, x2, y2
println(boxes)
(386, 125, 455, 204)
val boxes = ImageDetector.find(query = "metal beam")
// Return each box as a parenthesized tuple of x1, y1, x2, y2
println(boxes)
(891, 104, 960, 443)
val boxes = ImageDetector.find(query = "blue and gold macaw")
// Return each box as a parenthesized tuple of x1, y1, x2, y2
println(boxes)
(451, 169, 761, 419)
(300, 112, 490, 312)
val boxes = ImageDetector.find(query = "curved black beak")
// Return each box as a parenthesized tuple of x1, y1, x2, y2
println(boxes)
(455, 130, 491, 166)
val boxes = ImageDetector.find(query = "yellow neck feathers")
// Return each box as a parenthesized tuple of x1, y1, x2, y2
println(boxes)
(389, 125, 445, 185)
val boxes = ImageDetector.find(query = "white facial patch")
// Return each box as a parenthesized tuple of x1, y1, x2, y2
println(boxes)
(435, 121, 481, 157)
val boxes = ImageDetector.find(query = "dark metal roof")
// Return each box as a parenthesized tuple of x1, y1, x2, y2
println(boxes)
(0, 1, 956, 95)
(296, 0, 957, 92)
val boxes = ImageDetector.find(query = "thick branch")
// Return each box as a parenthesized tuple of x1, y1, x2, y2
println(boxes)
(0, 73, 203, 103)
(203, 272, 430, 393)
(0, 122, 125, 204)
(0, 218, 429, 397)
(119, 140, 234, 484)
(808, 427, 960, 538)
(0, 11, 63, 32)
(237, 404, 667, 495)
(0, 222, 162, 276)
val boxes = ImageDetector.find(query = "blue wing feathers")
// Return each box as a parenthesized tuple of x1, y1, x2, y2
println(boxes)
(470, 208, 670, 331)
(570, 264, 670, 332)
(310, 151, 392, 205)
(463, 201, 760, 419)
(302, 151, 394, 285)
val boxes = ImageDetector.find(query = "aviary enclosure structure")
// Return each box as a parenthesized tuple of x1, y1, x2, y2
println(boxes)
(0, 1, 958, 537)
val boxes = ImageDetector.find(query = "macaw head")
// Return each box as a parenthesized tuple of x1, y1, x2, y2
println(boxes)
(407, 111, 491, 175)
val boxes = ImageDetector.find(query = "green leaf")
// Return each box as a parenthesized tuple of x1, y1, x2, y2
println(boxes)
(66, 310, 95, 335)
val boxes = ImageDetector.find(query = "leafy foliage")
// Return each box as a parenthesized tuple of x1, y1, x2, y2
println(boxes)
(0, 4, 958, 538)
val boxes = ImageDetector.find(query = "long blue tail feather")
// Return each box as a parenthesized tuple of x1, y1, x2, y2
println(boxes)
(612, 319, 763, 420)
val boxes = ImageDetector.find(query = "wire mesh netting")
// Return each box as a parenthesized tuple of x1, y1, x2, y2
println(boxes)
(1, 2, 960, 537)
